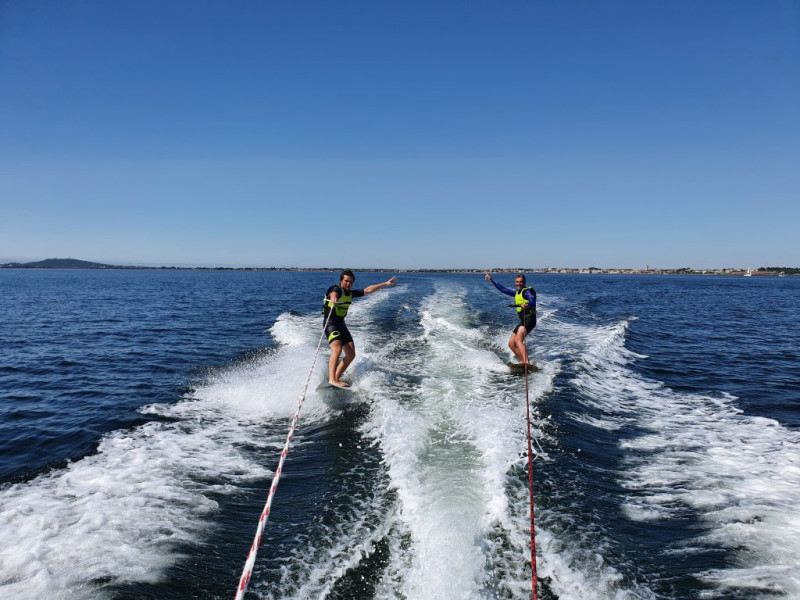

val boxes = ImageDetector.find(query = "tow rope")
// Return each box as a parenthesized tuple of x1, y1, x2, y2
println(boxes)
(524, 362, 539, 599)
(234, 309, 335, 600)
(503, 298, 540, 597)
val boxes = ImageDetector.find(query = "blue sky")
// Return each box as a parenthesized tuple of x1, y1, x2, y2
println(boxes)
(1, 0, 798, 269)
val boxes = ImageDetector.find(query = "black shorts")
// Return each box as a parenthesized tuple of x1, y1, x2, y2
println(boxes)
(325, 320, 353, 346)
(513, 312, 536, 335)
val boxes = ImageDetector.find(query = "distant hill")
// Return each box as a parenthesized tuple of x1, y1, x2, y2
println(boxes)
(0, 258, 116, 269)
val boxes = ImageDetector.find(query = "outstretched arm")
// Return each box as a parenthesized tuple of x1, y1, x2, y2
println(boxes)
(364, 276, 397, 295)
(484, 271, 514, 296)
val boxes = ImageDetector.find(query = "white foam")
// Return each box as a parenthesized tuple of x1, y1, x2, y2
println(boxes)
(0, 307, 340, 599)
(534, 526, 656, 600)
(254, 474, 397, 600)
(0, 417, 266, 599)
(331, 282, 660, 600)
(356, 282, 563, 598)
(624, 403, 800, 596)
(556, 314, 800, 597)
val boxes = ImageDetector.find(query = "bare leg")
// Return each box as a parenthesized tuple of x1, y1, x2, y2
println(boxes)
(508, 329, 529, 364)
(329, 340, 343, 383)
(334, 342, 356, 383)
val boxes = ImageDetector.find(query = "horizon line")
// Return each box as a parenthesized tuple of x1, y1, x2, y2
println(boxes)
(1, 258, 797, 273)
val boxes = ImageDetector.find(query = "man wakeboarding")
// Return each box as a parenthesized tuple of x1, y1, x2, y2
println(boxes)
(484, 271, 537, 368)
(323, 269, 396, 388)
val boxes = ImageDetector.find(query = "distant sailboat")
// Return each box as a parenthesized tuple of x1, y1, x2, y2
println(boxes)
(744, 268, 752, 277)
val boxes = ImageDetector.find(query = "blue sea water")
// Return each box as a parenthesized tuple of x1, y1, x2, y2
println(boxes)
(1, 270, 798, 600)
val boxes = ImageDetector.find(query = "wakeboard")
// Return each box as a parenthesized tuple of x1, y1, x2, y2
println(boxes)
(509, 362, 538, 372)
(316, 380, 353, 391)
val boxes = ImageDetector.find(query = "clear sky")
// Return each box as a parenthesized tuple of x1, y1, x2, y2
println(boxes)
(1, 1, 798, 269)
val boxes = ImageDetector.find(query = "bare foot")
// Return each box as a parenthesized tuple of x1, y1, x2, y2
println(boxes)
(329, 380, 350, 388)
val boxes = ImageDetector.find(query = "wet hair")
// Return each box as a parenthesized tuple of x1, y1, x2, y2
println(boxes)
(340, 269, 355, 282)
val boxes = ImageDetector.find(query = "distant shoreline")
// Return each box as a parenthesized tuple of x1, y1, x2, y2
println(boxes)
(1, 259, 796, 276)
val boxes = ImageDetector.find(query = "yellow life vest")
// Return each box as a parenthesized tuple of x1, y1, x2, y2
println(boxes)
(323, 288, 353, 318)
(515, 287, 535, 314)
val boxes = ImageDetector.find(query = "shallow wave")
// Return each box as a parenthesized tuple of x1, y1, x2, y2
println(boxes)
(0, 305, 348, 599)
(350, 280, 650, 600)
(529, 314, 659, 600)
(0, 415, 266, 599)
(563, 313, 800, 598)
(362, 282, 527, 599)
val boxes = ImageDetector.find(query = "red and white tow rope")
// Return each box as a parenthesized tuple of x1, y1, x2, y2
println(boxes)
(234, 311, 334, 600)
(524, 361, 539, 600)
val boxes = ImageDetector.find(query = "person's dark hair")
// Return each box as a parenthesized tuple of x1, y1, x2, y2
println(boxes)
(515, 273, 526, 285)
(340, 269, 355, 282)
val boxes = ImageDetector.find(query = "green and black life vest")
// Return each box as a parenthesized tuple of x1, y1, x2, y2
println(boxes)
(515, 287, 536, 316)
(323, 289, 353, 318)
